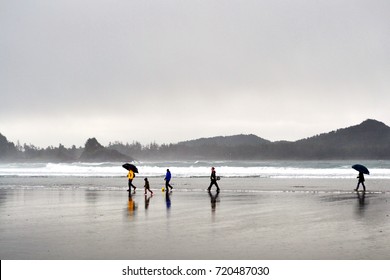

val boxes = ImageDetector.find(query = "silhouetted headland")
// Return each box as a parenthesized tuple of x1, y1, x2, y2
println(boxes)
(1, 119, 390, 162)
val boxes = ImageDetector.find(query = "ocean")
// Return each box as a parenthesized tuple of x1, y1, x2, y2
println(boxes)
(1, 160, 390, 193)
(1, 160, 390, 179)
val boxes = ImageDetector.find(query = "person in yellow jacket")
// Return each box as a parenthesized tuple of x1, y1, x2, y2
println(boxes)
(127, 169, 137, 192)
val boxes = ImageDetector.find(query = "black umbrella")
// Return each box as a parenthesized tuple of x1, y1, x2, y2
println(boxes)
(352, 164, 369, 175)
(122, 163, 139, 173)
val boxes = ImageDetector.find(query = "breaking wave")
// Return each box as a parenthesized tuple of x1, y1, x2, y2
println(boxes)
(1, 161, 390, 179)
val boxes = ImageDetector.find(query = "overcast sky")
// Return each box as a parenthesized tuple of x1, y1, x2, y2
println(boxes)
(1, 0, 389, 147)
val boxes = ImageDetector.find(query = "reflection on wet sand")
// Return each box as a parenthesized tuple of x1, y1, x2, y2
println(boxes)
(208, 191, 220, 212)
(2, 186, 390, 259)
(127, 192, 137, 216)
(84, 190, 100, 203)
(356, 191, 367, 216)
(165, 191, 171, 209)
(144, 194, 152, 210)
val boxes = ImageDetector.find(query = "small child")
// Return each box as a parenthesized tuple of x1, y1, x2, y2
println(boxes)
(144, 178, 153, 195)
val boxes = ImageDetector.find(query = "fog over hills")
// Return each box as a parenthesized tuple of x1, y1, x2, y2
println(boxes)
(179, 134, 271, 147)
(1, 119, 390, 161)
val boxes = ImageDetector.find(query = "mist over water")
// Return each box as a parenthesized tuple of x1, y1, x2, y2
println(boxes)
(1, 161, 390, 179)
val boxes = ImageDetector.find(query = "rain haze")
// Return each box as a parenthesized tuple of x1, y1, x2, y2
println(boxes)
(1, 0, 389, 148)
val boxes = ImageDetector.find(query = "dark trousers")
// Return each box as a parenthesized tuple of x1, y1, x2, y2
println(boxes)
(128, 179, 136, 190)
(165, 180, 173, 190)
(356, 181, 366, 191)
(208, 180, 220, 191)
(144, 187, 153, 194)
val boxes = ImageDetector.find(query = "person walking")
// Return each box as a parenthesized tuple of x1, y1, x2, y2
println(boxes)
(355, 172, 366, 192)
(164, 169, 173, 191)
(207, 167, 220, 192)
(127, 169, 137, 192)
(144, 177, 153, 195)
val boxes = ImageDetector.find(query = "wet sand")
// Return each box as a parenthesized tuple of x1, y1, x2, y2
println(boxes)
(1, 178, 390, 259)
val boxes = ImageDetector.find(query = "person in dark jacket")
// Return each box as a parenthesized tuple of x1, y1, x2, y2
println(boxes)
(164, 169, 173, 191)
(144, 177, 153, 195)
(355, 172, 366, 192)
(207, 167, 220, 192)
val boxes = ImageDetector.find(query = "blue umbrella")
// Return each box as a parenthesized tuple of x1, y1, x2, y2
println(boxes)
(352, 164, 369, 175)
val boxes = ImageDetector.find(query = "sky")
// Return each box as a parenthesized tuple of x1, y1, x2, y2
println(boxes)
(1, 0, 389, 148)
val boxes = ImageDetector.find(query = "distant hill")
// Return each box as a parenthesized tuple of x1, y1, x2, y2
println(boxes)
(167, 119, 390, 160)
(298, 119, 390, 145)
(165, 134, 271, 160)
(179, 134, 270, 147)
(79, 138, 133, 162)
(291, 119, 390, 159)
(2, 119, 390, 161)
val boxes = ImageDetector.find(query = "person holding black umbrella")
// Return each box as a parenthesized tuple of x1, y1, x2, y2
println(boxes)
(355, 172, 366, 192)
(123, 163, 138, 192)
(127, 169, 137, 192)
(352, 164, 369, 192)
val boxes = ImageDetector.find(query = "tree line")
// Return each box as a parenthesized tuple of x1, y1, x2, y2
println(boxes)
(2, 119, 390, 162)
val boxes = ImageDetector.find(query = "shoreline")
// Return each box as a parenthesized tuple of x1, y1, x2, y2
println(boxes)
(1, 178, 390, 260)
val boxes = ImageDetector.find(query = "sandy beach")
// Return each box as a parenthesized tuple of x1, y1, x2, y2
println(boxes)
(1, 177, 390, 260)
